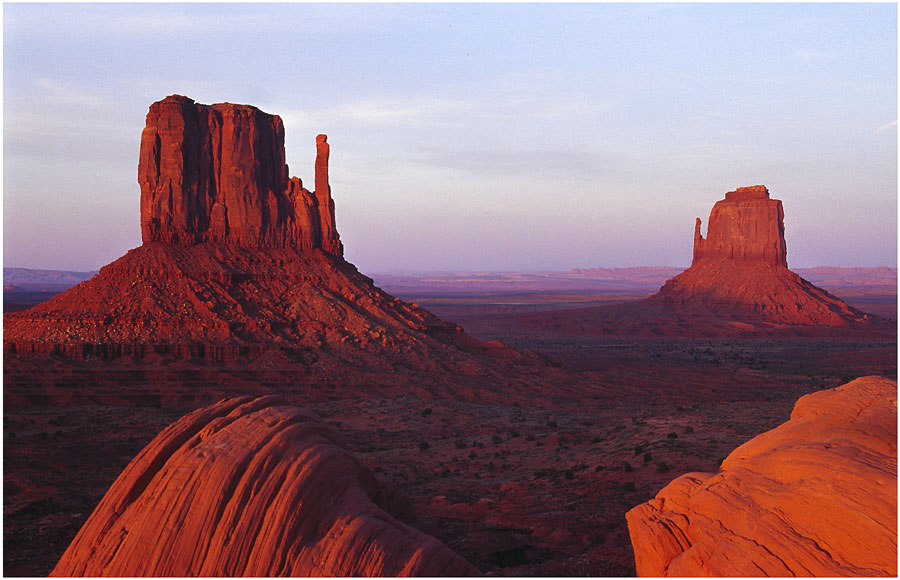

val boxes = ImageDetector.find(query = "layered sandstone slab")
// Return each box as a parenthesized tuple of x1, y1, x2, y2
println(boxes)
(651, 185, 870, 326)
(51, 395, 478, 577)
(139, 95, 341, 254)
(627, 376, 898, 576)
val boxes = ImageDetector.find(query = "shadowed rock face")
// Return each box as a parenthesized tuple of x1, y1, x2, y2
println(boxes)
(651, 185, 869, 326)
(626, 376, 898, 577)
(139, 95, 341, 254)
(51, 395, 479, 577)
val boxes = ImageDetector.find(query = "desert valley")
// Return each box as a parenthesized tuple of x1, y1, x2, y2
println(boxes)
(2, 95, 896, 577)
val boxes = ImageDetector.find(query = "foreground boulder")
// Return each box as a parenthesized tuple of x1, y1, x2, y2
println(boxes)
(627, 376, 897, 576)
(51, 395, 478, 576)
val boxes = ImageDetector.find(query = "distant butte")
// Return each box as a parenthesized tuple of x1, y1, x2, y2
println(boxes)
(648, 185, 870, 326)
(3, 96, 532, 373)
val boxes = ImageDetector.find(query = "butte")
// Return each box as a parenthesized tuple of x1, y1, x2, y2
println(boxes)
(513, 185, 889, 337)
(3, 95, 554, 403)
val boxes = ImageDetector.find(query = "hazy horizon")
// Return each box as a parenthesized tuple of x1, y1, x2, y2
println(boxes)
(4, 3, 897, 273)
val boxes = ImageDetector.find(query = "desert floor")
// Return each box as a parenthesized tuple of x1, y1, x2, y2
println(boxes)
(4, 285, 896, 576)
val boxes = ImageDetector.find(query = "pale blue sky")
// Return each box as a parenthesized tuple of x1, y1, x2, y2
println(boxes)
(4, 3, 897, 272)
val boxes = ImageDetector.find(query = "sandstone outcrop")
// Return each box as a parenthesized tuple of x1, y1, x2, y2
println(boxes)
(5, 96, 532, 370)
(51, 395, 478, 576)
(139, 95, 341, 254)
(626, 376, 898, 576)
(651, 185, 870, 326)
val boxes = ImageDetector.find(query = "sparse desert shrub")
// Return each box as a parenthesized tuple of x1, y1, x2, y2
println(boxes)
(684, 426, 695, 434)
(469, 450, 478, 459)
(564, 469, 574, 480)
(595, 464, 604, 472)
(547, 420, 558, 428)
(633, 445, 644, 456)
(455, 439, 467, 449)
(418, 441, 430, 452)
(656, 461, 670, 473)
(667, 432, 678, 439)
(525, 434, 535, 442)
(591, 435, 601, 444)
(510, 429, 520, 438)
(624, 481, 636, 492)
(643, 452, 652, 463)
(491, 434, 503, 444)
(373, 466, 383, 473)
(623, 461, 634, 473)
(421, 407, 433, 417)
(440, 468, 450, 478)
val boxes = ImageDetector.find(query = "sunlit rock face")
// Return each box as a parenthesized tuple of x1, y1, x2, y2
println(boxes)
(51, 395, 479, 577)
(626, 376, 898, 577)
(139, 95, 341, 254)
(650, 185, 869, 325)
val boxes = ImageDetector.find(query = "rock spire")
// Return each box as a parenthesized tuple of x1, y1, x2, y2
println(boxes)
(138, 95, 341, 254)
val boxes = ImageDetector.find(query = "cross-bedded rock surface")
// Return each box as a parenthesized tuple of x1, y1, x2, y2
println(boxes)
(50, 395, 478, 577)
(626, 375, 898, 576)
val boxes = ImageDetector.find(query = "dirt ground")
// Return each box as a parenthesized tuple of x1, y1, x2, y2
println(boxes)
(3, 288, 896, 576)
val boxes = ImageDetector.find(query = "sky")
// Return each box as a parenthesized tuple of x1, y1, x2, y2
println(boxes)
(3, 3, 897, 273)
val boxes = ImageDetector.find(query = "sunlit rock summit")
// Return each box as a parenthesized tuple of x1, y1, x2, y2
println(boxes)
(4, 96, 527, 372)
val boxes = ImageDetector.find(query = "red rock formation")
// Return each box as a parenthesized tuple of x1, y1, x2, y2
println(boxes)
(138, 95, 340, 254)
(626, 376, 898, 577)
(6, 96, 532, 370)
(651, 185, 870, 326)
(51, 395, 478, 577)
(693, 185, 786, 266)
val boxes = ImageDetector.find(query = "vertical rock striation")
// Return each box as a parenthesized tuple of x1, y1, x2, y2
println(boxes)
(692, 185, 786, 266)
(138, 95, 341, 254)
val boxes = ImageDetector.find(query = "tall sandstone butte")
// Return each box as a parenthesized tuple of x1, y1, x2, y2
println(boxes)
(138, 94, 341, 254)
(626, 376, 898, 576)
(5, 95, 531, 374)
(651, 185, 869, 326)
(51, 395, 479, 577)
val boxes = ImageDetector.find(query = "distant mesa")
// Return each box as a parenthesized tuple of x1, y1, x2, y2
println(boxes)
(51, 395, 478, 577)
(626, 376, 898, 576)
(648, 184, 871, 326)
(4, 96, 528, 369)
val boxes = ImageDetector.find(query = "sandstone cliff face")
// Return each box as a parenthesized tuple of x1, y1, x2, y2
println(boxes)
(652, 185, 870, 326)
(692, 185, 786, 266)
(51, 395, 478, 577)
(626, 376, 898, 577)
(139, 95, 341, 254)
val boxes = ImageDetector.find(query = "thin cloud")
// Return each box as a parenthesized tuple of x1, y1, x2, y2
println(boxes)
(876, 120, 897, 133)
